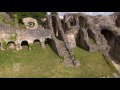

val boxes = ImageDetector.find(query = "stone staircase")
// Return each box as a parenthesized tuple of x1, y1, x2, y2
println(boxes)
(47, 15, 80, 67)
(58, 40, 75, 67)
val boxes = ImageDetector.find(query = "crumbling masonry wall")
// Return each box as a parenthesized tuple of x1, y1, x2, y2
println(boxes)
(0, 24, 52, 50)
(63, 12, 120, 62)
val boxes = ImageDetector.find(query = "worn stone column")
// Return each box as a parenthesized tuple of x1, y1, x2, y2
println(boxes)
(40, 38, 45, 49)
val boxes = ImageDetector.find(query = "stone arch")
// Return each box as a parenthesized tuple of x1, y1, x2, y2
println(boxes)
(33, 39, 40, 43)
(101, 29, 120, 61)
(45, 38, 51, 44)
(33, 39, 41, 48)
(7, 41, 16, 49)
(21, 40, 29, 50)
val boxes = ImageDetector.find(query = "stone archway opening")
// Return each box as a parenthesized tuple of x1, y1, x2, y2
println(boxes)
(45, 38, 51, 45)
(21, 40, 29, 50)
(7, 41, 16, 50)
(101, 29, 120, 61)
(33, 39, 40, 44)
(33, 39, 41, 48)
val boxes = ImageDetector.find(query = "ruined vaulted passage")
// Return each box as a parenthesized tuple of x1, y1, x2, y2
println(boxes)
(7, 41, 16, 49)
(21, 40, 29, 50)
(101, 29, 120, 61)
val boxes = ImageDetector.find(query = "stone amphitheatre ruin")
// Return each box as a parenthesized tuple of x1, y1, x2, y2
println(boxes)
(0, 12, 120, 69)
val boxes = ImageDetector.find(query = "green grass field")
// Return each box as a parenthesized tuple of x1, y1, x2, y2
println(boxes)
(0, 43, 116, 78)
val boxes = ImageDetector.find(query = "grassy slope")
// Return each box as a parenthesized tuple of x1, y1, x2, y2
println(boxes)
(0, 44, 116, 78)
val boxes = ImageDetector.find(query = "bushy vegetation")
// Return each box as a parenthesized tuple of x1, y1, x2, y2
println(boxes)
(9, 33, 17, 41)
(7, 12, 47, 24)
(0, 12, 47, 28)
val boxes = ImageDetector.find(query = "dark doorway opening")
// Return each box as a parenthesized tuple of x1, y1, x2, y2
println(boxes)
(101, 29, 120, 61)
(101, 29, 113, 44)
(45, 38, 51, 44)
(21, 40, 29, 50)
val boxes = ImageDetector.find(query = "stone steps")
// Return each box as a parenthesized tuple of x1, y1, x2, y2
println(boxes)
(58, 40, 74, 66)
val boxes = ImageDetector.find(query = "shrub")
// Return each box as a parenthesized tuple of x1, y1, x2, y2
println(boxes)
(1, 38, 7, 49)
(9, 33, 17, 41)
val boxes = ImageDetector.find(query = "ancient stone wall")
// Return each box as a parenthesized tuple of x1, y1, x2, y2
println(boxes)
(63, 12, 120, 63)
(0, 24, 52, 50)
